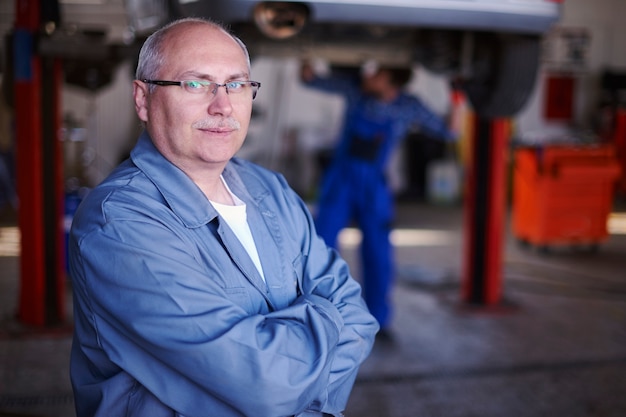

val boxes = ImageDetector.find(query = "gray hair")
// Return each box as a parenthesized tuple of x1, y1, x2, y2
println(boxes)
(135, 17, 251, 90)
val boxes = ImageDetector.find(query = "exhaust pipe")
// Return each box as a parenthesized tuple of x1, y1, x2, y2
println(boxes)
(253, 2, 309, 39)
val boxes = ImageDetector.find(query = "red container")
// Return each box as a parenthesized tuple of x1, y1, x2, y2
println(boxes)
(512, 145, 621, 249)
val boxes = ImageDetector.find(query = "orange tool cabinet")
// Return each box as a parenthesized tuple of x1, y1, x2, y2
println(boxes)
(512, 144, 621, 250)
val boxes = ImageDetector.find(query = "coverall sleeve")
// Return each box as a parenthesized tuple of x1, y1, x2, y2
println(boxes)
(409, 98, 457, 142)
(281, 184, 380, 415)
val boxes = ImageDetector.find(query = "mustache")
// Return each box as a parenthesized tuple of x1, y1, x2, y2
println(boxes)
(192, 118, 240, 130)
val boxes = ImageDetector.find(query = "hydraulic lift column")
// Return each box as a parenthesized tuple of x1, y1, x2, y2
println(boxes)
(13, 0, 65, 326)
(461, 115, 510, 306)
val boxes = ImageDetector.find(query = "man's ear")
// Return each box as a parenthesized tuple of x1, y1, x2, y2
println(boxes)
(133, 80, 149, 123)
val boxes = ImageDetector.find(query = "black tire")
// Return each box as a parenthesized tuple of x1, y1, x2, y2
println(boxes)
(463, 33, 541, 118)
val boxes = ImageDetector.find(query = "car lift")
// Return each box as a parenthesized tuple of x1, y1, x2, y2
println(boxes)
(13, 0, 66, 326)
(462, 115, 510, 307)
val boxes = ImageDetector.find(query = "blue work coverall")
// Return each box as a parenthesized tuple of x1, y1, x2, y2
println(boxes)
(68, 132, 379, 417)
(303, 73, 455, 330)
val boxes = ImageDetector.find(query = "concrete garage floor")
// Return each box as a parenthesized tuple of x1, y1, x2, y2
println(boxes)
(346, 202, 626, 417)
(1, 201, 625, 417)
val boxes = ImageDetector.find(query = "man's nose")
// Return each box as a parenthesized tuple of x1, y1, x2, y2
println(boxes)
(207, 85, 233, 115)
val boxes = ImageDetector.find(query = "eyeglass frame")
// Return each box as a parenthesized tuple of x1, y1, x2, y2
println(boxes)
(141, 79, 261, 100)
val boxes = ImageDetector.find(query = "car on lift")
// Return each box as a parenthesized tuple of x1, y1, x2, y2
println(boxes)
(162, 0, 563, 118)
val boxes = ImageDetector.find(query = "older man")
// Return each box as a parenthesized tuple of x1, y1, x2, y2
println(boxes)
(69, 18, 378, 417)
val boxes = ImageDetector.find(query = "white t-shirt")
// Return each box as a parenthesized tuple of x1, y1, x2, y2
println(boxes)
(210, 179, 265, 282)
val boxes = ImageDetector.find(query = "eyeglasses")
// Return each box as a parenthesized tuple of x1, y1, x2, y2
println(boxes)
(142, 79, 261, 100)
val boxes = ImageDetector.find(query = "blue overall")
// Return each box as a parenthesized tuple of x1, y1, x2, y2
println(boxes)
(304, 73, 455, 329)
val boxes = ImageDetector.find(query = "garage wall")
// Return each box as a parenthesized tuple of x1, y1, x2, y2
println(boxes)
(562, 0, 626, 69)
(516, 0, 626, 142)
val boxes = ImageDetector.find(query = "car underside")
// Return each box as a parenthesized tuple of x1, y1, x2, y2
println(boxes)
(165, 0, 562, 118)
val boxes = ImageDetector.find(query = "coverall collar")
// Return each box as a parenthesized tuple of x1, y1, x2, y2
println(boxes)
(130, 131, 269, 229)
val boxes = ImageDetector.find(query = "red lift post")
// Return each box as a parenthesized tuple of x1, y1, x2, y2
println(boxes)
(462, 116, 510, 306)
(13, 0, 66, 326)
